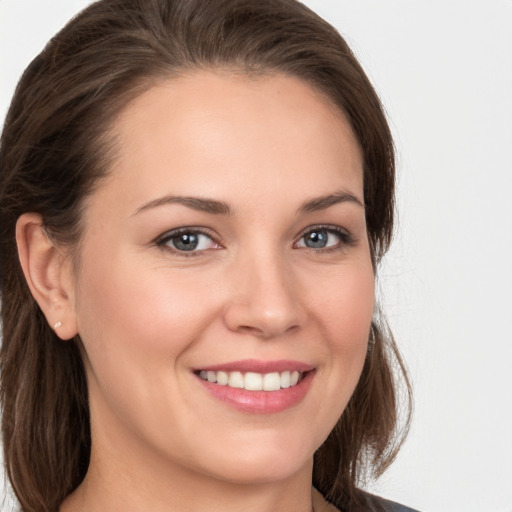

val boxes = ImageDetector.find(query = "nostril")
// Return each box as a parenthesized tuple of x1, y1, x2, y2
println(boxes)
(222, 277, 304, 337)
(235, 322, 300, 339)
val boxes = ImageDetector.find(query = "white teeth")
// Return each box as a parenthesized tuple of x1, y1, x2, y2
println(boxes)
(199, 369, 305, 391)
(280, 371, 291, 388)
(216, 371, 229, 386)
(228, 371, 244, 389)
(244, 372, 263, 390)
(262, 372, 280, 391)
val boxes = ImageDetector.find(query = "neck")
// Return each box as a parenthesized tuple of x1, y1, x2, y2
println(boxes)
(62, 468, 315, 512)
(60, 428, 315, 512)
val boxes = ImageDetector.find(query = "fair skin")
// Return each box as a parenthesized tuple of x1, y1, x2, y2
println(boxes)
(17, 71, 374, 512)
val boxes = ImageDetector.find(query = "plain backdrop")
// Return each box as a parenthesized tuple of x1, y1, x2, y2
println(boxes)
(1, 1, 511, 511)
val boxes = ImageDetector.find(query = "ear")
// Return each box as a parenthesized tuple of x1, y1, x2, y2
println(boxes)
(16, 213, 78, 340)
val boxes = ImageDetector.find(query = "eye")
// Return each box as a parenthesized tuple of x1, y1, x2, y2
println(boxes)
(156, 229, 220, 253)
(295, 226, 352, 250)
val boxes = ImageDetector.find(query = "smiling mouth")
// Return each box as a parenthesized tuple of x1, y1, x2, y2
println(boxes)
(197, 370, 306, 391)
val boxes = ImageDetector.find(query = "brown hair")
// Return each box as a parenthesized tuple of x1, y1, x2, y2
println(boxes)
(0, 1, 411, 511)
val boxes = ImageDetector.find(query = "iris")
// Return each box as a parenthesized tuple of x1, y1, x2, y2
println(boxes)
(303, 230, 329, 249)
(172, 233, 199, 251)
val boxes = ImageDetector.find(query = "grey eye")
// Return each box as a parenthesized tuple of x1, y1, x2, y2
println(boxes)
(302, 229, 329, 248)
(171, 232, 200, 251)
(296, 228, 343, 249)
(163, 231, 217, 252)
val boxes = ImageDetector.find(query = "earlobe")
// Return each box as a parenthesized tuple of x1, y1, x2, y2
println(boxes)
(16, 213, 78, 340)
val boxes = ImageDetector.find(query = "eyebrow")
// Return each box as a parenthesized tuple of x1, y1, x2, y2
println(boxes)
(133, 195, 231, 216)
(298, 190, 364, 213)
(134, 189, 363, 217)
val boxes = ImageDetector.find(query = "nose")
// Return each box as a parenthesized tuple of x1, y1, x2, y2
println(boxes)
(223, 250, 304, 339)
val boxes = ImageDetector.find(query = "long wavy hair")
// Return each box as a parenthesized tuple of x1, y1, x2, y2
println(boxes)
(0, 1, 411, 511)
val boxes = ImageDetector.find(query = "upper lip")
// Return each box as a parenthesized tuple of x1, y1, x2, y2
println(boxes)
(195, 359, 314, 373)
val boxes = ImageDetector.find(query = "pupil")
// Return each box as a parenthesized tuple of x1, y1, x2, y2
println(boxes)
(305, 230, 328, 248)
(173, 233, 199, 251)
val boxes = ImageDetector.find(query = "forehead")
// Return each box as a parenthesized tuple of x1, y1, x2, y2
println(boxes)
(95, 70, 364, 216)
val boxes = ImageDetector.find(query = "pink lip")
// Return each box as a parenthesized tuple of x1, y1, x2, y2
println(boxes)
(196, 359, 314, 373)
(194, 360, 316, 414)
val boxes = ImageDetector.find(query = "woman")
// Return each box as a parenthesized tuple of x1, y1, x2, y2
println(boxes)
(0, 1, 414, 511)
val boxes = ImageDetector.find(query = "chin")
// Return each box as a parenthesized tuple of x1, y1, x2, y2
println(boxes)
(194, 434, 315, 485)
(207, 458, 311, 486)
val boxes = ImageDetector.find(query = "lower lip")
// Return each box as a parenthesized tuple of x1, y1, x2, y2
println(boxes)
(196, 371, 315, 414)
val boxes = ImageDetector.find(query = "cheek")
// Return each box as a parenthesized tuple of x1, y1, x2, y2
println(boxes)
(312, 262, 374, 412)
(296, 262, 374, 449)
(73, 246, 224, 401)
(310, 263, 375, 353)
(73, 254, 224, 441)
(337, 273, 374, 351)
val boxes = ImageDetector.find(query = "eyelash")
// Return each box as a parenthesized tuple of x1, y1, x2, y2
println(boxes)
(294, 224, 356, 253)
(154, 225, 355, 257)
(155, 227, 220, 257)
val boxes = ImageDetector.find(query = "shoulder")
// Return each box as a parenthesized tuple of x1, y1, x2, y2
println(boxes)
(312, 488, 420, 512)
(352, 491, 421, 512)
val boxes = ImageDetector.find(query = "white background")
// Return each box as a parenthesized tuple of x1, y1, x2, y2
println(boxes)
(1, 1, 511, 511)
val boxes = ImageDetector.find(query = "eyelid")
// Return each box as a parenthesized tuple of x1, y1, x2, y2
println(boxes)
(293, 224, 355, 250)
(153, 224, 354, 256)
(154, 226, 222, 255)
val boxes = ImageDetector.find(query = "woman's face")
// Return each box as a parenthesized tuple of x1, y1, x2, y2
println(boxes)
(70, 71, 374, 485)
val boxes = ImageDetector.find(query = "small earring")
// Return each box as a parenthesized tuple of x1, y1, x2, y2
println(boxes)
(53, 321, 62, 330)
